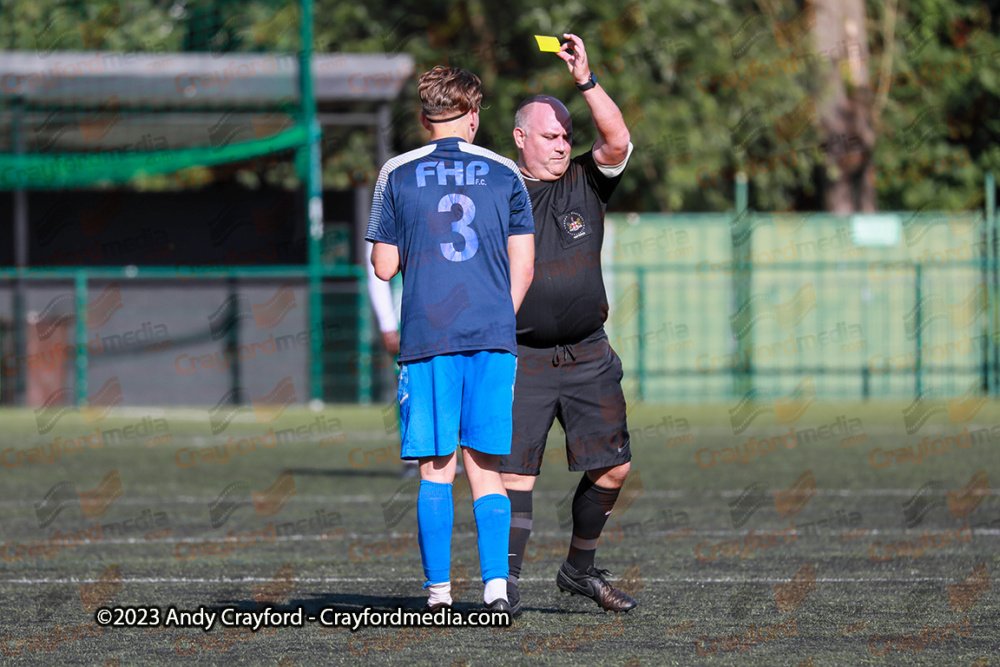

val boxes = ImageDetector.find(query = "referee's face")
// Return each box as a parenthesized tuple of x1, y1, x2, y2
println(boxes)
(515, 101, 573, 182)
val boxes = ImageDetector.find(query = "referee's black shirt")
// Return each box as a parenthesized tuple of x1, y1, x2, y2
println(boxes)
(516, 149, 624, 348)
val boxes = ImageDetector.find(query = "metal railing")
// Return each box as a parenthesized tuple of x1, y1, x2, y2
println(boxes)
(3, 174, 995, 406)
(0, 264, 371, 407)
(605, 174, 998, 402)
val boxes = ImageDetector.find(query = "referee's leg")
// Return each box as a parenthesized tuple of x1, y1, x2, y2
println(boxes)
(500, 344, 558, 617)
(555, 331, 636, 611)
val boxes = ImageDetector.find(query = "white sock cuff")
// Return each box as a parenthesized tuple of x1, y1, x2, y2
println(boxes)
(484, 578, 507, 605)
(427, 581, 452, 606)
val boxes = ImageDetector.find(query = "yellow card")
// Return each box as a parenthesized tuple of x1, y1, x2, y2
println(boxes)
(534, 35, 562, 52)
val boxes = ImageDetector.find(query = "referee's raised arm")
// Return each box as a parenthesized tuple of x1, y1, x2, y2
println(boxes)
(557, 33, 630, 166)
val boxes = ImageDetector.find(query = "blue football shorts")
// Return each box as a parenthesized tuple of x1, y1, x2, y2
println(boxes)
(397, 350, 516, 458)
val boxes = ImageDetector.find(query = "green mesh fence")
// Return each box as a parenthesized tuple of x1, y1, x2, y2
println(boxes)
(0, 0, 309, 189)
(605, 204, 998, 402)
(0, 0, 343, 405)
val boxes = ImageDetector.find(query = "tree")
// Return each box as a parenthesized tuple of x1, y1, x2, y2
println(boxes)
(810, 0, 877, 212)
(2, 0, 995, 211)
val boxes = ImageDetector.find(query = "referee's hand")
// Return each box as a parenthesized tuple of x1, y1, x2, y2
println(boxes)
(558, 33, 592, 86)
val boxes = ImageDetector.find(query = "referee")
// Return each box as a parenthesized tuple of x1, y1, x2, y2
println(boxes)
(500, 33, 636, 616)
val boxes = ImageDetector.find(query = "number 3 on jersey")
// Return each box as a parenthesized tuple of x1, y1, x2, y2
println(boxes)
(438, 193, 478, 262)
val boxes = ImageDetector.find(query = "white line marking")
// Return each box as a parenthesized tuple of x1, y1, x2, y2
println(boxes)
(0, 576, 966, 585)
(2, 489, 996, 507)
(0, 528, 993, 547)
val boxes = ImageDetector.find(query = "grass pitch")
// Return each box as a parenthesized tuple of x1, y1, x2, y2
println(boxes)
(0, 401, 997, 665)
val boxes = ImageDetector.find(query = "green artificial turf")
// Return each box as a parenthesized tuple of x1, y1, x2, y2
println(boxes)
(0, 402, 996, 665)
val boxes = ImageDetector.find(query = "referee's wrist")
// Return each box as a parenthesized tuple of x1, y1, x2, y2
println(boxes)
(575, 72, 597, 92)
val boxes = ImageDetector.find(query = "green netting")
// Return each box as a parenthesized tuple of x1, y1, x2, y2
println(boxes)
(604, 209, 998, 401)
(0, 0, 308, 189)
(0, 126, 306, 188)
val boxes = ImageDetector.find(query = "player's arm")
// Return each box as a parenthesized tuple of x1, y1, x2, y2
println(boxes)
(559, 33, 630, 166)
(507, 169, 535, 314)
(371, 242, 400, 281)
(508, 233, 534, 314)
(366, 167, 400, 282)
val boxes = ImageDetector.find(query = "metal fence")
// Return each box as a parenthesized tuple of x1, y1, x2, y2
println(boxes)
(605, 175, 998, 402)
(2, 176, 995, 407)
(0, 266, 372, 408)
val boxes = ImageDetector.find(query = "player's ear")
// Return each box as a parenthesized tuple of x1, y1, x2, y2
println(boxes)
(420, 112, 432, 131)
(468, 109, 479, 140)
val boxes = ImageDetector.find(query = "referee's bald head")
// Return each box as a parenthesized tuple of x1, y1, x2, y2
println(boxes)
(514, 95, 571, 134)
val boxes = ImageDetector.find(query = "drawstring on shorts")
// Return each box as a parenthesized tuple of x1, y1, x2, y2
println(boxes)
(552, 343, 577, 367)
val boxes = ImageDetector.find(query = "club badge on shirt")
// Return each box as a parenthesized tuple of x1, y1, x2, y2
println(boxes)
(561, 211, 588, 240)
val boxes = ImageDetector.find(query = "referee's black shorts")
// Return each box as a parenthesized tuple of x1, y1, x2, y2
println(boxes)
(500, 328, 631, 476)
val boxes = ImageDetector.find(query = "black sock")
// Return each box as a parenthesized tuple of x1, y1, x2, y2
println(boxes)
(507, 489, 533, 585)
(567, 474, 620, 572)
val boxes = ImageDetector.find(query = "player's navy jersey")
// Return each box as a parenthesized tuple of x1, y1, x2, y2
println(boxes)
(515, 149, 628, 348)
(366, 137, 534, 363)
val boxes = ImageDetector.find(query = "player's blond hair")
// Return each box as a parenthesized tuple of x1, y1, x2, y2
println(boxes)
(418, 66, 483, 119)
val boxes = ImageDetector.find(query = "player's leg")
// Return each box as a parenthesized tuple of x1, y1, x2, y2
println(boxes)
(417, 452, 458, 608)
(400, 356, 461, 608)
(461, 447, 510, 609)
(399, 406, 420, 479)
(460, 350, 518, 611)
(500, 344, 559, 617)
(556, 330, 637, 612)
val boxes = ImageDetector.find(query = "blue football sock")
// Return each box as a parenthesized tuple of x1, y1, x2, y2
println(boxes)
(473, 493, 511, 585)
(417, 480, 453, 586)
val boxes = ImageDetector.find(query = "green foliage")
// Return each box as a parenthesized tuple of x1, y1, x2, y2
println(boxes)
(1, 0, 995, 209)
(315, 0, 997, 212)
(869, 0, 999, 210)
(1, 0, 184, 52)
